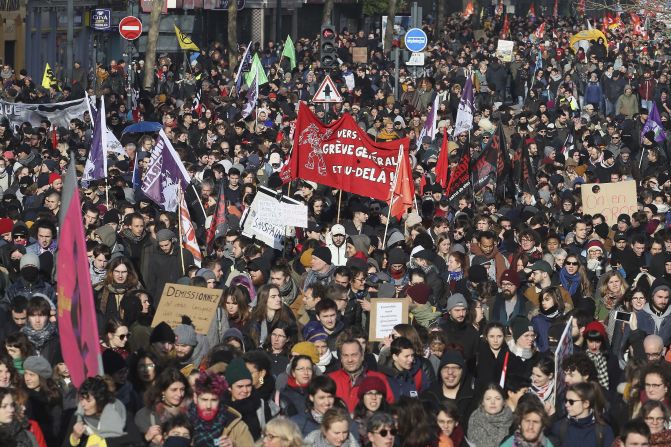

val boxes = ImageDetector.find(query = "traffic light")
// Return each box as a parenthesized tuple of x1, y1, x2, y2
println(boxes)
(320, 24, 337, 69)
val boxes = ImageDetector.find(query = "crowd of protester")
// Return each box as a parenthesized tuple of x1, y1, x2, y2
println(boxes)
(0, 8, 670, 447)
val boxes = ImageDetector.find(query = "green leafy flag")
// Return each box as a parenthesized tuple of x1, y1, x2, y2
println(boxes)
(245, 54, 268, 87)
(282, 35, 297, 70)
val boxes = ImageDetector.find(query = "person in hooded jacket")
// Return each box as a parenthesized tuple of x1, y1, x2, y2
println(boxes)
(65, 376, 143, 447)
(440, 294, 479, 366)
(5, 253, 56, 305)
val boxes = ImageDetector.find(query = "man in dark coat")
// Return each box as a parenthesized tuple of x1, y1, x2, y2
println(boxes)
(143, 229, 194, 303)
(440, 294, 479, 366)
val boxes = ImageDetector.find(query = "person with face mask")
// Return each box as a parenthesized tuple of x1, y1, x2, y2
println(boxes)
(5, 253, 56, 305)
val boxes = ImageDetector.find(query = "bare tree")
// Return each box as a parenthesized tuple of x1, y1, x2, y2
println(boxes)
(228, 1, 238, 69)
(143, 0, 163, 90)
(584, 0, 671, 25)
(383, 0, 398, 55)
(436, 0, 446, 41)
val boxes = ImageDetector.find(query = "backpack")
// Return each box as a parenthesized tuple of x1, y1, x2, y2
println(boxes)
(558, 419, 604, 447)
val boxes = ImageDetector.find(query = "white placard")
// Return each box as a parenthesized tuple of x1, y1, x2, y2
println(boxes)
(241, 186, 301, 249)
(369, 298, 409, 341)
(256, 197, 308, 228)
(496, 39, 515, 62)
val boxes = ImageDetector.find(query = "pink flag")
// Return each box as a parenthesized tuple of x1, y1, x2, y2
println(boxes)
(57, 159, 103, 387)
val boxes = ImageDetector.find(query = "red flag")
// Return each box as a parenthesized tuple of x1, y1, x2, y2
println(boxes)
(206, 182, 227, 252)
(435, 128, 450, 188)
(533, 22, 545, 40)
(57, 159, 103, 387)
(553, 0, 558, 17)
(418, 174, 426, 196)
(528, 3, 535, 18)
(463, 1, 473, 17)
(51, 126, 58, 149)
(389, 145, 415, 220)
(501, 14, 510, 39)
(631, 13, 644, 35)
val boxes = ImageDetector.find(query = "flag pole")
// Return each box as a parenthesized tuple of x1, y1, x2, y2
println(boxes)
(177, 186, 185, 275)
(336, 189, 342, 223)
(104, 178, 110, 209)
(382, 145, 404, 247)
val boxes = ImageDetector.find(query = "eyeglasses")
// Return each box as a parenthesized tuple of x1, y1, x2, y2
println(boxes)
(271, 333, 287, 339)
(293, 367, 312, 373)
(117, 333, 129, 340)
(565, 399, 582, 406)
(138, 363, 156, 370)
(113, 269, 129, 274)
(374, 429, 397, 437)
(263, 433, 283, 441)
(13, 235, 26, 239)
(565, 261, 579, 266)
(645, 382, 665, 389)
(645, 417, 666, 423)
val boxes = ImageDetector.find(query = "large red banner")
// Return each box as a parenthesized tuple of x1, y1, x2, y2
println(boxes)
(281, 102, 410, 201)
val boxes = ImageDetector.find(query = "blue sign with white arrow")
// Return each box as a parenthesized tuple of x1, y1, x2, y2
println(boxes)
(404, 28, 428, 53)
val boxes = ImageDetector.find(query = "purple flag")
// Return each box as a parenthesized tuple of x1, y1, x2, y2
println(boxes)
(418, 94, 439, 143)
(141, 129, 191, 211)
(82, 96, 106, 181)
(57, 158, 103, 387)
(453, 77, 475, 137)
(242, 71, 259, 119)
(642, 102, 667, 143)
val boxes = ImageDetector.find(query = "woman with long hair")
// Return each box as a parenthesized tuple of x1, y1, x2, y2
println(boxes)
(250, 285, 296, 348)
(444, 251, 468, 294)
(22, 355, 63, 446)
(610, 288, 647, 369)
(595, 270, 628, 322)
(128, 350, 161, 402)
(95, 256, 141, 321)
(559, 254, 591, 308)
(550, 382, 614, 446)
(0, 388, 43, 447)
(119, 289, 154, 353)
(100, 318, 130, 359)
(5, 332, 34, 375)
(208, 285, 253, 347)
(0, 354, 20, 388)
(530, 354, 556, 411)
(475, 322, 509, 394)
(467, 384, 513, 447)
(135, 367, 193, 446)
(531, 287, 566, 353)
(394, 396, 441, 447)
(290, 375, 341, 436)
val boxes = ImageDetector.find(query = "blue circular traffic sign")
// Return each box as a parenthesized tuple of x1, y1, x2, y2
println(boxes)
(404, 28, 428, 53)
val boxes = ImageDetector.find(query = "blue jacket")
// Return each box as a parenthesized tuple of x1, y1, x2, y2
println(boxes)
(531, 312, 561, 353)
(382, 359, 430, 400)
(550, 414, 614, 447)
(491, 292, 528, 326)
(584, 81, 603, 105)
(636, 303, 671, 346)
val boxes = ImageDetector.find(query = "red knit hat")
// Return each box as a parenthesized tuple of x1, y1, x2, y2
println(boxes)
(499, 269, 520, 288)
(357, 376, 387, 399)
(48, 173, 61, 185)
(586, 240, 604, 253)
(0, 217, 12, 235)
(584, 321, 607, 341)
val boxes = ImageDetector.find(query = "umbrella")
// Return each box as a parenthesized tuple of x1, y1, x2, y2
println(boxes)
(569, 29, 608, 53)
(122, 121, 163, 135)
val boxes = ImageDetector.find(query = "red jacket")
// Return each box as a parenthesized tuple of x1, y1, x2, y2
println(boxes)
(29, 419, 47, 447)
(329, 368, 394, 412)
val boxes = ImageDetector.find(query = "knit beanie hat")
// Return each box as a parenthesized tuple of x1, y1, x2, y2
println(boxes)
(499, 269, 520, 288)
(300, 248, 314, 268)
(407, 283, 432, 305)
(584, 320, 607, 341)
(446, 293, 468, 311)
(291, 341, 319, 363)
(23, 355, 52, 379)
(102, 349, 127, 375)
(0, 217, 12, 235)
(586, 240, 604, 253)
(174, 324, 198, 346)
(224, 357, 252, 385)
(387, 247, 408, 265)
(20, 253, 40, 270)
(509, 316, 534, 341)
(357, 376, 387, 399)
(439, 350, 466, 370)
(302, 321, 328, 343)
(150, 322, 176, 344)
(312, 246, 332, 265)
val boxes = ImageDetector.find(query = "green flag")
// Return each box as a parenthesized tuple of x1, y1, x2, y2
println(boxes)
(282, 35, 297, 70)
(245, 54, 268, 87)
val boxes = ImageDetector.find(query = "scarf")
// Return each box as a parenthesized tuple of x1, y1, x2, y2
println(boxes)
(531, 380, 554, 404)
(539, 304, 560, 319)
(120, 228, 146, 244)
(449, 270, 464, 282)
(0, 418, 35, 447)
(279, 278, 298, 305)
(586, 351, 609, 390)
(308, 431, 357, 447)
(559, 268, 580, 296)
(22, 321, 57, 351)
(467, 406, 514, 447)
(507, 339, 534, 360)
(512, 429, 548, 447)
(470, 243, 508, 282)
(189, 404, 231, 447)
(311, 409, 324, 424)
(90, 261, 107, 285)
(316, 350, 333, 373)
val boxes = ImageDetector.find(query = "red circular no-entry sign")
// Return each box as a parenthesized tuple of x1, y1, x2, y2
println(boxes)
(119, 16, 142, 41)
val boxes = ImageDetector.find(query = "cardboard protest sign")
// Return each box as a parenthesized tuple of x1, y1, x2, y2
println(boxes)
(352, 47, 368, 63)
(240, 185, 301, 249)
(369, 298, 409, 342)
(580, 180, 637, 225)
(496, 39, 515, 62)
(152, 283, 222, 334)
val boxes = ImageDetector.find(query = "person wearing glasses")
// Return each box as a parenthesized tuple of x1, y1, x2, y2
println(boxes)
(631, 364, 671, 419)
(365, 412, 396, 447)
(637, 400, 671, 445)
(94, 256, 141, 322)
(100, 318, 130, 360)
(550, 382, 614, 447)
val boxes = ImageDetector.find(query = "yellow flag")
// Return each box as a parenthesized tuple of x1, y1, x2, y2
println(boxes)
(41, 63, 58, 90)
(174, 24, 200, 52)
